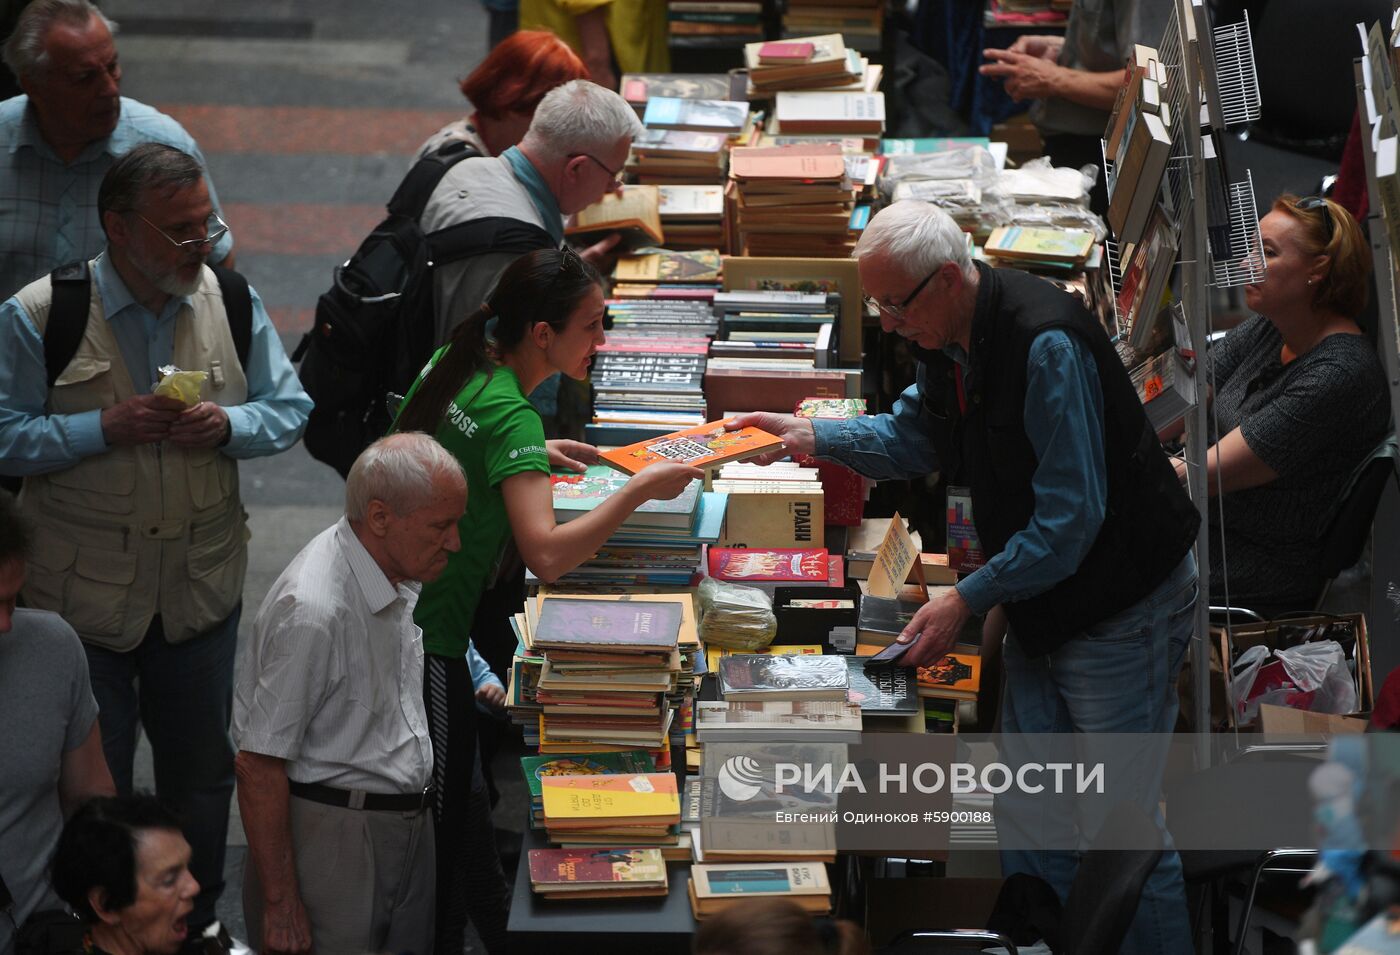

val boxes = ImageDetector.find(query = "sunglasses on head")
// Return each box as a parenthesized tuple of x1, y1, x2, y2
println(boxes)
(1296, 196, 1334, 244)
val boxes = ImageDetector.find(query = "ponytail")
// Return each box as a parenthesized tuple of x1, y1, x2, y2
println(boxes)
(393, 246, 602, 435)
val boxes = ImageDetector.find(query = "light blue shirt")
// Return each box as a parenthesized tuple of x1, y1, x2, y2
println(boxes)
(501, 146, 565, 246)
(0, 95, 234, 301)
(467, 640, 505, 715)
(813, 329, 1108, 615)
(0, 252, 311, 477)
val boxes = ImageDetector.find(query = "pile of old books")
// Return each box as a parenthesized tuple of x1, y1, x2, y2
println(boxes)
(529, 846, 671, 900)
(772, 90, 886, 146)
(743, 34, 864, 95)
(668, 0, 763, 45)
(658, 185, 726, 248)
(696, 699, 861, 742)
(631, 130, 731, 186)
(710, 459, 827, 551)
(727, 144, 859, 257)
(519, 750, 656, 830)
(512, 593, 687, 755)
(621, 72, 748, 118)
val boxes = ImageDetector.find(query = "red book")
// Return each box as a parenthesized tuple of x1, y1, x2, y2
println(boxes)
(528, 847, 667, 886)
(708, 547, 830, 584)
(759, 41, 816, 63)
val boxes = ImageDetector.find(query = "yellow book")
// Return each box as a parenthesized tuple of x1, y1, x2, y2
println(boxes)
(540, 772, 681, 824)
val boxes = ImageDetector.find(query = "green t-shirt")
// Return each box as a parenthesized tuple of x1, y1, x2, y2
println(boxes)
(400, 357, 550, 658)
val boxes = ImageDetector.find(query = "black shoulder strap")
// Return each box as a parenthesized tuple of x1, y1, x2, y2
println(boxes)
(387, 139, 482, 219)
(45, 261, 92, 388)
(423, 215, 557, 264)
(210, 265, 252, 369)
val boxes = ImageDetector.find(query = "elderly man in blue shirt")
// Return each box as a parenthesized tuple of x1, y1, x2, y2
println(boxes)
(0, 0, 235, 301)
(0, 142, 310, 938)
(730, 199, 1200, 954)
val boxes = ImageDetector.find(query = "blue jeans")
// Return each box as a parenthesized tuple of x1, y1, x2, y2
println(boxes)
(994, 554, 1197, 955)
(84, 606, 239, 930)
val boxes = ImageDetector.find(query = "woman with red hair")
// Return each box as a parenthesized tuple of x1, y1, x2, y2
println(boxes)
(419, 30, 590, 159)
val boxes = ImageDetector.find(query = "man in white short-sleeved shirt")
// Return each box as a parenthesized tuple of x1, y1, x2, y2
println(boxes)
(233, 433, 466, 955)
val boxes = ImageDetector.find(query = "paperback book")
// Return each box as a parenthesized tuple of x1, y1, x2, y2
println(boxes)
(601, 421, 784, 475)
(717, 653, 848, 701)
(533, 598, 684, 652)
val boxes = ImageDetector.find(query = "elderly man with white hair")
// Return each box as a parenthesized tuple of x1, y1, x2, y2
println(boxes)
(730, 199, 1201, 954)
(420, 76, 645, 346)
(234, 432, 466, 955)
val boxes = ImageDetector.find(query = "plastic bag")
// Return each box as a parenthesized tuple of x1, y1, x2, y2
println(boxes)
(152, 365, 207, 406)
(992, 156, 1095, 207)
(697, 576, 777, 652)
(1230, 640, 1358, 724)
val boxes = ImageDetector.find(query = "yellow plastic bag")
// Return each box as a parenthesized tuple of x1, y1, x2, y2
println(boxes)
(152, 366, 207, 406)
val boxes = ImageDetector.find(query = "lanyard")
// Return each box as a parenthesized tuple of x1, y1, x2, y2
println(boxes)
(954, 364, 968, 415)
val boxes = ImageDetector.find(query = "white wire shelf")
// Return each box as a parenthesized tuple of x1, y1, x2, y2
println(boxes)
(1208, 169, 1266, 288)
(1212, 14, 1262, 128)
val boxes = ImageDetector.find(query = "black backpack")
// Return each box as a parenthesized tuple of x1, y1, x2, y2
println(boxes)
(293, 139, 555, 478)
(0, 261, 252, 494)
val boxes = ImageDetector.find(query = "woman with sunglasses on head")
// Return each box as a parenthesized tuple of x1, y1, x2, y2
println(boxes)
(391, 246, 701, 954)
(1177, 193, 1388, 612)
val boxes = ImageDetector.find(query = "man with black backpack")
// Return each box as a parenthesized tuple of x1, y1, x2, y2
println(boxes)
(0, 143, 311, 943)
(296, 78, 641, 477)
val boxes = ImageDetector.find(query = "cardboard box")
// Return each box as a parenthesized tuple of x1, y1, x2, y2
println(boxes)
(1256, 703, 1368, 735)
(1214, 613, 1372, 731)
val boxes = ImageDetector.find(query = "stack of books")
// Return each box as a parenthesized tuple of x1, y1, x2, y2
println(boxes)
(846, 656, 923, 732)
(630, 130, 731, 186)
(743, 34, 862, 95)
(521, 594, 685, 753)
(984, 0, 1069, 27)
(539, 772, 683, 847)
(668, 0, 764, 45)
(695, 699, 862, 742)
(710, 301, 837, 367)
(772, 91, 886, 142)
(658, 185, 726, 248)
(712, 459, 826, 549)
(1104, 44, 1173, 253)
(981, 225, 1097, 274)
(529, 847, 670, 899)
(689, 862, 832, 918)
(782, 0, 883, 45)
(643, 96, 751, 138)
(727, 144, 859, 257)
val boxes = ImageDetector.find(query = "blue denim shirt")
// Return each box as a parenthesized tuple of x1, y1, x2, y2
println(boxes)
(813, 329, 1109, 615)
(0, 252, 312, 476)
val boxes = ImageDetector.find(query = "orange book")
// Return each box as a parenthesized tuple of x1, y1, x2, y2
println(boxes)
(600, 420, 783, 475)
(915, 651, 982, 701)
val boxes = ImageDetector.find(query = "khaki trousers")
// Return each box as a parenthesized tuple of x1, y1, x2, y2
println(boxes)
(244, 795, 435, 954)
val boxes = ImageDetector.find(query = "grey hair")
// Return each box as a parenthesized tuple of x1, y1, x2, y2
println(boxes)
(853, 200, 977, 282)
(2, 0, 117, 81)
(97, 143, 202, 233)
(345, 433, 466, 522)
(520, 79, 644, 164)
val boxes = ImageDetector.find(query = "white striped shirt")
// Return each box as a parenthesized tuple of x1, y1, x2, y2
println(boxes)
(234, 518, 433, 793)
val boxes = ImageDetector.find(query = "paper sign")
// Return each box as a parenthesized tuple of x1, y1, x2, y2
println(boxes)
(866, 511, 927, 600)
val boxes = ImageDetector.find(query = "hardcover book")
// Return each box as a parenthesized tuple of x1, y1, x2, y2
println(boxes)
(533, 598, 683, 651)
(613, 249, 723, 284)
(845, 657, 918, 713)
(855, 593, 926, 646)
(916, 652, 982, 701)
(984, 225, 1095, 265)
(691, 861, 830, 897)
(566, 186, 663, 249)
(528, 847, 667, 887)
(600, 421, 784, 475)
(707, 548, 829, 583)
(621, 72, 748, 111)
(643, 97, 749, 133)
(539, 772, 681, 823)
(552, 466, 701, 528)
(718, 653, 848, 701)
(759, 41, 815, 63)
(519, 751, 657, 801)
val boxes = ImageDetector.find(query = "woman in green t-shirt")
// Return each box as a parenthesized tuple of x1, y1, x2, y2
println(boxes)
(393, 246, 700, 953)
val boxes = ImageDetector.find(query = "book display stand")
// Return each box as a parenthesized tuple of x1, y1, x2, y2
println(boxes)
(1100, 0, 1264, 759)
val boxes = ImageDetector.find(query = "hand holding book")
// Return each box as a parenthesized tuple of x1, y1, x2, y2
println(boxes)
(892, 587, 973, 669)
(625, 461, 706, 502)
(724, 412, 811, 464)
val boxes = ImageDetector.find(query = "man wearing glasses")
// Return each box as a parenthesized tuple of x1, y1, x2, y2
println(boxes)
(730, 199, 1200, 954)
(0, 143, 311, 941)
(0, 0, 235, 302)
(419, 77, 643, 348)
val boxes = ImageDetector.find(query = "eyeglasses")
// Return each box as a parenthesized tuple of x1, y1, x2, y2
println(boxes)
(864, 266, 939, 320)
(138, 212, 229, 251)
(1296, 196, 1334, 244)
(570, 152, 624, 183)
